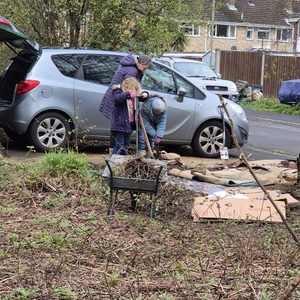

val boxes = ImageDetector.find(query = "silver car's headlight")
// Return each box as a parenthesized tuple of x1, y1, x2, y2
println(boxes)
(228, 83, 238, 92)
(226, 102, 248, 123)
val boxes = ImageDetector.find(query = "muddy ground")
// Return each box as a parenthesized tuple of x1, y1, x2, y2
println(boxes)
(1, 139, 300, 299)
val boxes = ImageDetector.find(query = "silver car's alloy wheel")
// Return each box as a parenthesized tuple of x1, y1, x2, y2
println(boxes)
(192, 121, 230, 158)
(30, 112, 71, 152)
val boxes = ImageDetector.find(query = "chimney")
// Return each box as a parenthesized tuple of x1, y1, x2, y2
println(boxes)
(284, 0, 293, 14)
(227, 0, 237, 11)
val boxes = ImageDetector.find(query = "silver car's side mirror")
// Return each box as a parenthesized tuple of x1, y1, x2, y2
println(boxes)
(177, 87, 187, 102)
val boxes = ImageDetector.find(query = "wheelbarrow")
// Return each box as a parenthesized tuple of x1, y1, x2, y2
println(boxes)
(103, 156, 165, 218)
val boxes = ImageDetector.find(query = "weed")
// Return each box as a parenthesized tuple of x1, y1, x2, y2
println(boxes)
(0, 249, 9, 258)
(40, 149, 95, 180)
(259, 291, 273, 300)
(32, 232, 82, 249)
(25, 145, 36, 156)
(2, 287, 37, 300)
(42, 194, 66, 209)
(133, 215, 146, 230)
(52, 286, 77, 299)
(117, 213, 129, 221)
(85, 213, 100, 221)
(109, 272, 119, 287)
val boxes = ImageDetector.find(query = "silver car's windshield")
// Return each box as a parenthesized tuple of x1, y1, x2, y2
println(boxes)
(174, 62, 218, 78)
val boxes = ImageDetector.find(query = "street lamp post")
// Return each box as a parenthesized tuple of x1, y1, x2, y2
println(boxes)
(209, 0, 216, 67)
(209, 0, 216, 68)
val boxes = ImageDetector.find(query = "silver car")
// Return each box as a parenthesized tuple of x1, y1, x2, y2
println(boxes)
(0, 15, 248, 158)
(156, 57, 239, 102)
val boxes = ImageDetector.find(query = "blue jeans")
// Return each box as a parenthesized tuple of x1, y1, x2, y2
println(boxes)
(112, 131, 131, 155)
(138, 128, 154, 150)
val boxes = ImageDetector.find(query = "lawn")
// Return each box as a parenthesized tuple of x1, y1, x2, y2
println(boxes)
(239, 97, 300, 116)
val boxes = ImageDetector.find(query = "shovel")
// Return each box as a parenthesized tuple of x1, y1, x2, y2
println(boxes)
(139, 114, 154, 158)
(154, 142, 160, 159)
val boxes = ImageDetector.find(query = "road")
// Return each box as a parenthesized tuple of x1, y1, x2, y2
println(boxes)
(232, 108, 300, 161)
(1, 107, 299, 163)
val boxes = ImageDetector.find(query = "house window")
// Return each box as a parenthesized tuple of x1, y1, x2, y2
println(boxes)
(247, 27, 254, 40)
(181, 23, 200, 36)
(257, 28, 270, 40)
(212, 25, 236, 38)
(276, 28, 291, 41)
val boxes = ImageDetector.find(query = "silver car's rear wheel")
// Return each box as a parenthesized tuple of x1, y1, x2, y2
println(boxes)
(192, 121, 230, 158)
(29, 112, 71, 152)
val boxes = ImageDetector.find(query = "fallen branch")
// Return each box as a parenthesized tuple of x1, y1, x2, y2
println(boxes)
(219, 95, 300, 246)
(218, 95, 300, 300)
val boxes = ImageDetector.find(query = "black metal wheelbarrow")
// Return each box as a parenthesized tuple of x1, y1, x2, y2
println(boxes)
(103, 157, 165, 218)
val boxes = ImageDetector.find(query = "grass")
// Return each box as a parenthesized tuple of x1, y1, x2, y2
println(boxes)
(239, 97, 300, 115)
(1, 150, 300, 299)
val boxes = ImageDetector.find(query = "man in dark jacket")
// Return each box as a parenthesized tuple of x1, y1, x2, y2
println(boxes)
(99, 54, 152, 155)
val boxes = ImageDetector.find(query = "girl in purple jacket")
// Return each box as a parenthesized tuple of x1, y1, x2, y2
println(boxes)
(110, 77, 143, 155)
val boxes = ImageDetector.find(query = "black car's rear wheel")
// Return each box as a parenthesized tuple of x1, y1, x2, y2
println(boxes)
(29, 112, 71, 152)
(192, 121, 230, 158)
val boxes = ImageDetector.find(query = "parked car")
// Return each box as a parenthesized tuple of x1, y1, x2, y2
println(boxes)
(0, 15, 248, 158)
(278, 79, 300, 105)
(155, 57, 239, 102)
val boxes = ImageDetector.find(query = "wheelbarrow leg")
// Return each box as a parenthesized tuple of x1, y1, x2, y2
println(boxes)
(149, 194, 157, 218)
(130, 192, 138, 211)
(107, 190, 118, 215)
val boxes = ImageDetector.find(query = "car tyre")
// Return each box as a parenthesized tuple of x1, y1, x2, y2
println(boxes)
(192, 121, 230, 158)
(29, 112, 71, 152)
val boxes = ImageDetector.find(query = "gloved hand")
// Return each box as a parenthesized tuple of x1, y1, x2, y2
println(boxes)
(130, 91, 136, 99)
(155, 137, 161, 144)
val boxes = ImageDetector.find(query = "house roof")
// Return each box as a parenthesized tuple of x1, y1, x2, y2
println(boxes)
(291, 0, 300, 18)
(201, 0, 300, 28)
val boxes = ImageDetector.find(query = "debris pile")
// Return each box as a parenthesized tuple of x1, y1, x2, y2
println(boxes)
(109, 156, 164, 180)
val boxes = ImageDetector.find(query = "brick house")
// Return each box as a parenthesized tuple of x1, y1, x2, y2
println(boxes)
(183, 0, 300, 53)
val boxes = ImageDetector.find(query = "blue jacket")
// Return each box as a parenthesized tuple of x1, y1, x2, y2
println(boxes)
(110, 86, 132, 133)
(140, 96, 167, 139)
(99, 54, 144, 119)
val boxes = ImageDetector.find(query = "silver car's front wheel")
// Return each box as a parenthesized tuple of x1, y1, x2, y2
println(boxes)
(29, 112, 71, 152)
(192, 121, 230, 158)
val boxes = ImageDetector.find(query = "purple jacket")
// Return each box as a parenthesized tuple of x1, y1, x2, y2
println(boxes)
(110, 86, 132, 133)
(99, 54, 144, 119)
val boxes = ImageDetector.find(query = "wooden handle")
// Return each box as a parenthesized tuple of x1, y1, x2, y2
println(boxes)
(139, 114, 154, 158)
